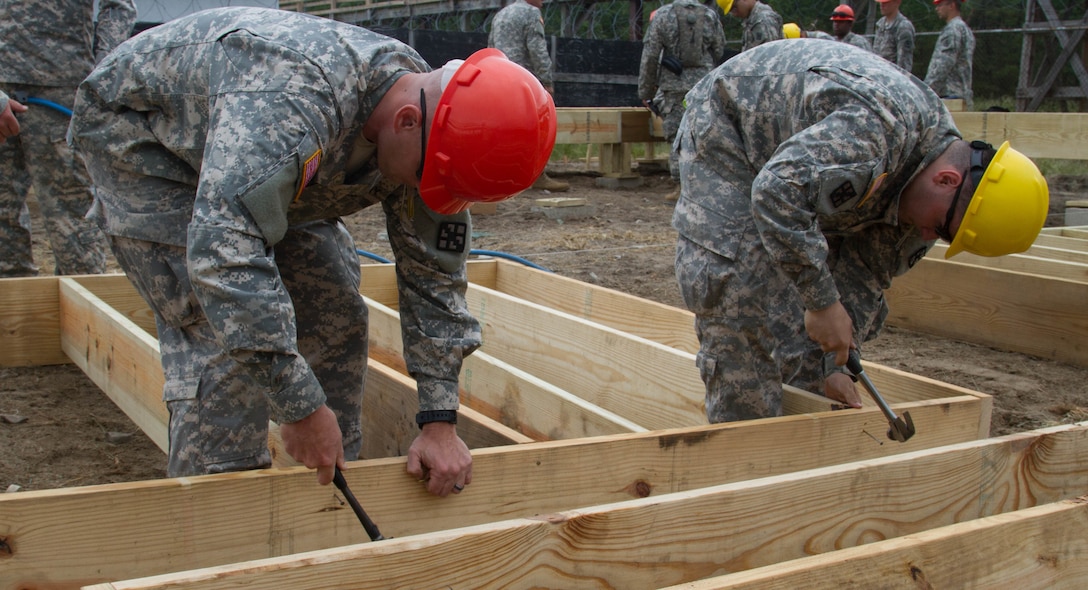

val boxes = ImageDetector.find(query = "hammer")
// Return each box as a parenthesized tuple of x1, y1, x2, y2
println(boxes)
(845, 349, 916, 443)
(333, 466, 386, 541)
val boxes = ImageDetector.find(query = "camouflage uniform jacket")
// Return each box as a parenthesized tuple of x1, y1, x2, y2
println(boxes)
(672, 41, 958, 313)
(638, 0, 726, 100)
(71, 8, 481, 419)
(741, 2, 783, 52)
(840, 31, 873, 52)
(0, 0, 136, 86)
(873, 12, 915, 72)
(924, 16, 974, 107)
(488, 0, 553, 87)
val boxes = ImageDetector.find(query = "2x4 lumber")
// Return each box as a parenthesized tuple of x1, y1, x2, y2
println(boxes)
(82, 423, 1088, 589)
(4, 397, 986, 590)
(885, 257, 1088, 366)
(363, 294, 645, 438)
(554, 107, 656, 145)
(951, 111, 1088, 160)
(931, 243, 1088, 283)
(1033, 232, 1088, 252)
(661, 497, 1088, 590)
(0, 276, 65, 367)
(465, 281, 708, 429)
(483, 260, 988, 411)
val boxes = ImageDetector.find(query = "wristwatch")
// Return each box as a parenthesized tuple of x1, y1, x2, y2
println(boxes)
(416, 409, 458, 429)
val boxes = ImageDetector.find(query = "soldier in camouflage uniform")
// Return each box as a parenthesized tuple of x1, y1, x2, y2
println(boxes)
(489, 0, 569, 192)
(639, 0, 726, 201)
(925, 0, 975, 110)
(873, 0, 915, 72)
(0, 0, 135, 277)
(69, 8, 557, 493)
(728, 0, 783, 52)
(830, 4, 873, 52)
(672, 41, 1048, 422)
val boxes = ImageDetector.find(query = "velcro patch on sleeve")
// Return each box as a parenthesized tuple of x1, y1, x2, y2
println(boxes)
(436, 221, 468, 253)
(295, 149, 321, 201)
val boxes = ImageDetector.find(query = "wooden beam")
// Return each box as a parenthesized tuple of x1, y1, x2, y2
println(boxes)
(0, 276, 65, 367)
(932, 243, 1088, 283)
(80, 423, 1088, 589)
(661, 497, 1088, 589)
(3, 397, 987, 589)
(886, 257, 1088, 366)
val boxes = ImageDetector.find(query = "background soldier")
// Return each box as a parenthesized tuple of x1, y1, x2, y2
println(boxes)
(925, 0, 975, 110)
(0, 0, 135, 277)
(70, 8, 557, 494)
(639, 0, 726, 202)
(873, 0, 916, 71)
(831, 4, 873, 52)
(728, 0, 784, 52)
(489, 0, 569, 192)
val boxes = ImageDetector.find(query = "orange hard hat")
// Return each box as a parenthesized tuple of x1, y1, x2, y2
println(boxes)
(830, 4, 855, 20)
(419, 48, 558, 215)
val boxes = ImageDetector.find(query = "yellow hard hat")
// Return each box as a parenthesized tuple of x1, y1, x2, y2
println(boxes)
(946, 141, 1049, 258)
(783, 23, 802, 39)
(716, 0, 734, 14)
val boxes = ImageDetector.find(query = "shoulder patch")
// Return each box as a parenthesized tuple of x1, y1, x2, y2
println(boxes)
(436, 221, 468, 253)
(857, 172, 887, 209)
(296, 149, 321, 201)
(828, 181, 858, 208)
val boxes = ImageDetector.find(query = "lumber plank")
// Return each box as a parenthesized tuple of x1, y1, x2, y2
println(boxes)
(465, 282, 708, 429)
(4, 398, 985, 590)
(0, 276, 65, 367)
(932, 243, 1088, 283)
(886, 257, 1088, 366)
(58, 277, 169, 453)
(80, 423, 1088, 589)
(1032, 232, 1088, 252)
(666, 498, 1088, 589)
(484, 260, 988, 415)
(364, 295, 645, 438)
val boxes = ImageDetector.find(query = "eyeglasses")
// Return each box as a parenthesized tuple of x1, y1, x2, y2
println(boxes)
(416, 88, 427, 182)
(935, 144, 988, 243)
(831, 11, 852, 19)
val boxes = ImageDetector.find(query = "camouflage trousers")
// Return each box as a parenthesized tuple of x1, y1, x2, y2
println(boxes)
(108, 220, 368, 477)
(658, 89, 687, 180)
(675, 234, 825, 423)
(0, 84, 107, 277)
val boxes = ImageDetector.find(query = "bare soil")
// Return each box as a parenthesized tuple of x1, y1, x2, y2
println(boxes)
(3, 165, 1087, 492)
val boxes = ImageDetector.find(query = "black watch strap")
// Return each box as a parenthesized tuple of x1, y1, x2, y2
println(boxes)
(416, 409, 458, 429)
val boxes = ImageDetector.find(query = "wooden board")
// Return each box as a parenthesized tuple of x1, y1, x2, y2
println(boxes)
(1, 397, 987, 590)
(80, 423, 1088, 589)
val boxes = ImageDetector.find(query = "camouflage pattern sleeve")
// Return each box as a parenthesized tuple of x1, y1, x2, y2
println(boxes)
(488, 1, 553, 87)
(924, 17, 973, 105)
(94, 0, 137, 63)
(845, 32, 872, 52)
(0, 90, 7, 113)
(638, 8, 668, 101)
(894, 16, 915, 72)
(382, 192, 482, 413)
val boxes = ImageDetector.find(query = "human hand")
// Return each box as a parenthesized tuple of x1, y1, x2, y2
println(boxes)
(804, 302, 854, 366)
(279, 405, 345, 485)
(406, 421, 472, 497)
(824, 372, 863, 409)
(0, 99, 27, 143)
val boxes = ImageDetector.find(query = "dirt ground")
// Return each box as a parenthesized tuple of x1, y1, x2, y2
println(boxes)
(2, 164, 1087, 492)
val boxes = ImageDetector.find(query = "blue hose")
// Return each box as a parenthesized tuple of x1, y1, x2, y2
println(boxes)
(22, 96, 73, 117)
(356, 248, 551, 272)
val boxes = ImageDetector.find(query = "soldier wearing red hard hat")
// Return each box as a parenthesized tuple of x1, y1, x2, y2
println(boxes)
(70, 7, 556, 496)
(830, 4, 873, 52)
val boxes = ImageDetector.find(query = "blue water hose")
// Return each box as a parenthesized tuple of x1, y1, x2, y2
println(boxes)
(357, 248, 551, 272)
(20, 96, 73, 117)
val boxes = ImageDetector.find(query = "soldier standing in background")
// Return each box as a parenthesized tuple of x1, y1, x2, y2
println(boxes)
(0, 0, 136, 277)
(639, 0, 726, 202)
(728, 0, 783, 52)
(873, 0, 915, 72)
(925, 0, 975, 110)
(830, 4, 873, 52)
(489, 0, 569, 192)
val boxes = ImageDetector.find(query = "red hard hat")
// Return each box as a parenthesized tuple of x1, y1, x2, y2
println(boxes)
(830, 4, 855, 20)
(419, 48, 558, 215)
